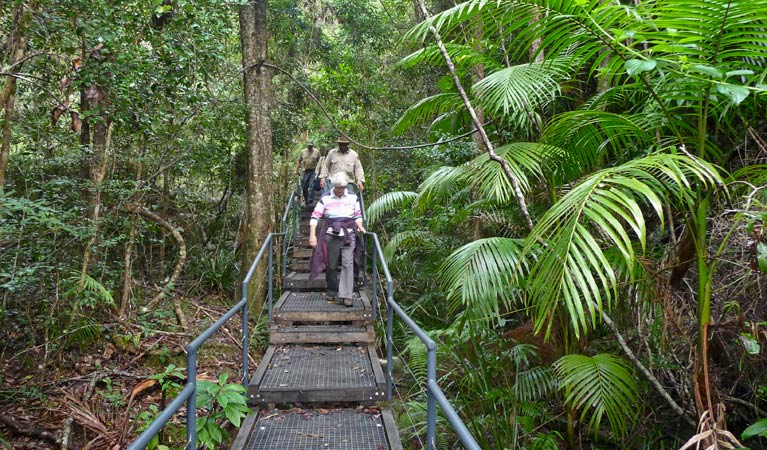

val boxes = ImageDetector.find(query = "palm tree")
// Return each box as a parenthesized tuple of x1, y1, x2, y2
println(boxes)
(379, 0, 767, 444)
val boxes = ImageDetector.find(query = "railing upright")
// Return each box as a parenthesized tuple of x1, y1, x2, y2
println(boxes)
(358, 190, 368, 285)
(281, 179, 299, 291)
(128, 179, 299, 449)
(368, 231, 481, 450)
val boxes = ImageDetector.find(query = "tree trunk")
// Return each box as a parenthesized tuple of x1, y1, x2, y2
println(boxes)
(240, 0, 274, 311)
(0, 2, 35, 193)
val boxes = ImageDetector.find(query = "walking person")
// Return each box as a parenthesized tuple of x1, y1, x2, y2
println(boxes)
(308, 174, 365, 307)
(319, 135, 364, 195)
(293, 140, 322, 208)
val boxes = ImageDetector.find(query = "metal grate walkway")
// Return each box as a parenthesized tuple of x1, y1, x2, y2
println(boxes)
(236, 408, 401, 450)
(232, 199, 399, 450)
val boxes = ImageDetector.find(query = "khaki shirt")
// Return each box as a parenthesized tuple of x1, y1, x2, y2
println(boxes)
(298, 148, 321, 171)
(320, 148, 365, 183)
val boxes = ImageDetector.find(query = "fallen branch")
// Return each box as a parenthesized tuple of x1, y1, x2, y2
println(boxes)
(0, 415, 59, 445)
(128, 206, 187, 329)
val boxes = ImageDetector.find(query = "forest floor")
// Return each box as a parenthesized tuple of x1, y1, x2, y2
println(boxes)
(0, 293, 267, 450)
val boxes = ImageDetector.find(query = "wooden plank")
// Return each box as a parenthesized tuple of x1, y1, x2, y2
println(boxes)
(368, 343, 387, 389)
(382, 408, 404, 450)
(274, 309, 372, 323)
(247, 346, 275, 404)
(269, 325, 375, 344)
(228, 408, 259, 450)
(251, 387, 386, 404)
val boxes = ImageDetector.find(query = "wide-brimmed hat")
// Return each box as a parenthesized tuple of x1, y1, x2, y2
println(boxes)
(336, 135, 350, 144)
(331, 173, 349, 187)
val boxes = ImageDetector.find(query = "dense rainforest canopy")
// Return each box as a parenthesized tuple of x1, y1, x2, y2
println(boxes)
(1, 0, 767, 449)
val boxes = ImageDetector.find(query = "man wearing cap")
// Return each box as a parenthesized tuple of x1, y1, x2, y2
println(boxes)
(319, 135, 365, 195)
(308, 173, 366, 307)
(293, 140, 322, 208)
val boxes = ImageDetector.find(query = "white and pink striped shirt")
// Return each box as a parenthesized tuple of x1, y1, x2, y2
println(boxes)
(310, 192, 362, 235)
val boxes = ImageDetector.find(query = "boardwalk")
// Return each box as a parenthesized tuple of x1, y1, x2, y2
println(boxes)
(230, 204, 403, 449)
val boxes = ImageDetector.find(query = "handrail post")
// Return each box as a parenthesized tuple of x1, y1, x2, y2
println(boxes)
(268, 235, 274, 321)
(358, 191, 368, 286)
(386, 295, 394, 401)
(372, 247, 378, 321)
(426, 342, 437, 450)
(242, 278, 248, 387)
(281, 224, 288, 291)
(186, 345, 197, 450)
(242, 288, 249, 387)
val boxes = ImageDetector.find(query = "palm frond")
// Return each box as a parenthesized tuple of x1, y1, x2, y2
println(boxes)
(463, 142, 563, 201)
(366, 191, 418, 225)
(554, 353, 638, 437)
(472, 56, 573, 131)
(391, 93, 464, 135)
(439, 237, 531, 323)
(383, 229, 433, 262)
(514, 366, 557, 402)
(417, 166, 468, 206)
(399, 43, 503, 71)
(541, 110, 663, 182)
(525, 152, 723, 337)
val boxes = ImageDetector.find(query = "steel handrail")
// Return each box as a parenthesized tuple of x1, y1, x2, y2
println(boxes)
(128, 180, 299, 450)
(368, 232, 481, 450)
(280, 177, 301, 290)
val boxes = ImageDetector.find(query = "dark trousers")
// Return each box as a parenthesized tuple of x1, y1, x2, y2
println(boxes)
(325, 233, 355, 299)
(301, 170, 316, 205)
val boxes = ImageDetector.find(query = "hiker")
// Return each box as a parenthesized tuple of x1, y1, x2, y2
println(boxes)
(293, 140, 322, 208)
(319, 135, 364, 195)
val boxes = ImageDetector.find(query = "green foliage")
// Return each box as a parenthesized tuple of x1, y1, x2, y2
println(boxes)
(187, 247, 240, 295)
(136, 404, 173, 450)
(525, 152, 722, 337)
(195, 374, 251, 450)
(554, 354, 638, 438)
(149, 364, 184, 395)
(742, 418, 767, 441)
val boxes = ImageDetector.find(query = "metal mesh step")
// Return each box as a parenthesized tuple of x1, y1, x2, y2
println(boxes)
(233, 407, 403, 450)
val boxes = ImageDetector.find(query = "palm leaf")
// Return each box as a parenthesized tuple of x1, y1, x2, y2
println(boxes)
(554, 353, 638, 437)
(514, 366, 557, 402)
(417, 166, 468, 206)
(366, 191, 418, 225)
(524, 152, 722, 337)
(391, 93, 464, 135)
(439, 237, 531, 323)
(472, 57, 574, 132)
(399, 43, 504, 72)
(383, 229, 434, 262)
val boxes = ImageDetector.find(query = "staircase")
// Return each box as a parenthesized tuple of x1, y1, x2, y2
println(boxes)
(230, 202, 403, 449)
